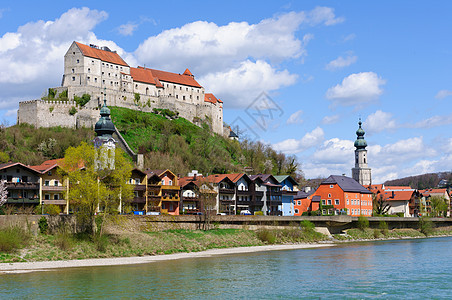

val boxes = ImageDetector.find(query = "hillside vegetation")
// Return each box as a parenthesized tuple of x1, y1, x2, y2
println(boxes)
(384, 172, 452, 189)
(110, 106, 302, 178)
(0, 124, 94, 165)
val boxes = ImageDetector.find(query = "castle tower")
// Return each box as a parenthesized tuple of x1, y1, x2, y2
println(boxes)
(93, 97, 116, 170)
(352, 119, 371, 186)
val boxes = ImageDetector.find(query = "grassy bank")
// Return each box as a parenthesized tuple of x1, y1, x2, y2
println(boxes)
(1, 220, 452, 264)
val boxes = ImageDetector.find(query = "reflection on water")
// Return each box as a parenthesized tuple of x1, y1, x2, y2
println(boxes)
(1, 237, 452, 299)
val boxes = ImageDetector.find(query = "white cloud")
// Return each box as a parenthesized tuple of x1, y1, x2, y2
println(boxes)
(272, 127, 324, 154)
(321, 114, 340, 124)
(325, 72, 386, 107)
(365, 110, 397, 134)
(117, 22, 138, 36)
(312, 138, 354, 164)
(199, 60, 297, 108)
(435, 89, 452, 99)
(286, 110, 303, 124)
(306, 6, 345, 26)
(407, 113, 452, 129)
(342, 33, 356, 42)
(0, 7, 114, 113)
(325, 54, 357, 70)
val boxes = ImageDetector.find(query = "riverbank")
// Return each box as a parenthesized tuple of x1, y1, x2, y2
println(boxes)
(0, 243, 334, 274)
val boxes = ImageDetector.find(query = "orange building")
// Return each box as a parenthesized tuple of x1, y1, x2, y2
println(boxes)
(312, 175, 373, 216)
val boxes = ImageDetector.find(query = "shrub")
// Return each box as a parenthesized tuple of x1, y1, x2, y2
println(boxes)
(379, 221, 389, 236)
(256, 228, 276, 244)
(419, 216, 434, 236)
(58, 89, 68, 99)
(69, 106, 77, 115)
(300, 220, 315, 230)
(357, 215, 369, 231)
(54, 226, 74, 251)
(93, 234, 109, 252)
(0, 225, 31, 253)
(49, 106, 54, 113)
(73, 93, 90, 106)
(48, 88, 56, 99)
(254, 211, 264, 216)
(38, 216, 48, 234)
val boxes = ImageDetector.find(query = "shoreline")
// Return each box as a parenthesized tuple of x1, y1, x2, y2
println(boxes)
(0, 243, 334, 274)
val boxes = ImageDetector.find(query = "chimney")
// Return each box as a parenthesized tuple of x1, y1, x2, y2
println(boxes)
(392, 191, 395, 198)
(194, 173, 197, 181)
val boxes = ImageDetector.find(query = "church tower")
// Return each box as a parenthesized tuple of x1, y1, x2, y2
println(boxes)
(352, 119, 371, 186)
(93, 97, 116, 170)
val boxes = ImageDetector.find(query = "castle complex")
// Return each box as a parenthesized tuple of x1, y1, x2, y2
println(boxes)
(17, 41, 224, 135)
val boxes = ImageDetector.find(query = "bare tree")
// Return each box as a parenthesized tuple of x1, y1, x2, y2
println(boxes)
(373, 193, 390, 215)
(0, 180, 7, 207)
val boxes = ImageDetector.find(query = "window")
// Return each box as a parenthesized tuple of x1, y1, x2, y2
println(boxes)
(54, 194, 59, 200)
(44, 194, 50, 200)
(168, 180, 172, 185)
(54, 180, 59, 186)
(47, 171, 52, 176)
(76, 59, 79, 63)
(322, 199, 326, 205)
(335, 199, 340, 205)
(135, 178, 140, 185)
(95, 78, 97, 82)
(72, 77, 75, 81)
(161, 179, 165, 185)
(183, 96, 186, 100)
(294, 209, 299, 214)
(327, 199, 332, 205)
(88, 68, 91, 73)
(71, 69, 74, 73)
(347, 199, 349, 205)
(330, 185, 334, 188)
(45, 180, 50, 186)
(92, 60, 94, 65)
(297, 200, 301, 206)
(328, 193, 331, 198)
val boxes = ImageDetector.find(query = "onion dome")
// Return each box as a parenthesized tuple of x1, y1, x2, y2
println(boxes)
(354, 119, 367, 149)
(94, 100, 115, 138)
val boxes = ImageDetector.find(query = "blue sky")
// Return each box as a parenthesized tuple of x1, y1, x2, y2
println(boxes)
(1, 1, 452, 183)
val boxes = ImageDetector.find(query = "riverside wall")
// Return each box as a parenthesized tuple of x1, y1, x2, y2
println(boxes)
(2, 215, 452, 235)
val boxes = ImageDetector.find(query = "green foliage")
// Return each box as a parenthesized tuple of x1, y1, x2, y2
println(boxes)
(48, 88, 56, 99)
(49, 106, 54, 113)
(73, 94, 91, 107)
(357, 215, 369, 231)
(0, 151, 9, 163)
(379, 220, 389, 236)
(58, 89, 68, 100)
(38, 217, 48, 234)
(53, 226, 74, 251)
(134, 93, 140, 105)
(0, 225, 31, 253)
(419, 216, 434, 236)
(256, 228, 276, 244)
(254, 211, 264, 216)
(68, 106, 77, 115)
(430, 196, 448, 217)
(300, 220, 315, 230)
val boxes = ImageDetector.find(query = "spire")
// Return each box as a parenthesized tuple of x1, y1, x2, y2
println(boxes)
(94, 91, 115, 138)
(354, 118, 367, 149)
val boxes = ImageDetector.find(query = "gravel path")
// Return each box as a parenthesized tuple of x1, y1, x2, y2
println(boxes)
(0, 243, 334, 274)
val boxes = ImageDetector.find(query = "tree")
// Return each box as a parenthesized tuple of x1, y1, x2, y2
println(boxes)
(430, 196, 448, 217)
(60, 142, 133, 235)
(373, 193, 390, 215)
(0, 180, 7, 206)
(194, 179, 217, 230)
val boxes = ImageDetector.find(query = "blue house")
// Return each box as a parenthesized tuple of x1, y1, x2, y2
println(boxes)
(274, 175, 299, 216)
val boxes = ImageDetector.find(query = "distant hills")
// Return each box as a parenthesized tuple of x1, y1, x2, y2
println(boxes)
(384, 172, 452, 189)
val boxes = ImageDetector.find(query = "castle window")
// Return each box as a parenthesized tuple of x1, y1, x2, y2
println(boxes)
(110, 81, 113, 85)
(180, 87, 182, 90)
(103, 80, 105, 84)
(116, 66, 118, 69)
(135, 84, 138, 88)
(108, 73, 110, 76)
(76, 59, 79, 63)
(186, 88, 188, 91)
(92, 60, 94, 65)
(364, 158, 366, 163)
(190, 95, 192, 99)
(183, 96, 185, 100)
(87, 76, 90, 81)
(73, 52, 75, 55)
(120, 67, 122, 71)
(176, 95, 178, 99)
(95, 78, 97, 82)
(197, 96, 199, 100)
(88, 68, 90, 73)
(71, 69, 74, 73)
(102, 72, 104, 75)
(102, 63, 105, 66)
(72, 76, 75, 81)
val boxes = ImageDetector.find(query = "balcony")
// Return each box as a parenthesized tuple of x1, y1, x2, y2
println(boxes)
(183, 208, 201, 215)
(6, 182, 39, 190)
(162, 195, 180, 201)
(132, 196, 146, 204)
(134, 185, 147, 191)
(219, 188, 235, 194)
(42, 199, 67, 205)
(237, 190, 252, 196)
(182, 196, 199, 201)
(7, 197, 40, 204)
(42, 185, 66, 192)
(161, 185, 180, 190)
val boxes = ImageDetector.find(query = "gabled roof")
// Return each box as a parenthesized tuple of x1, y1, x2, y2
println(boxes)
(178, 175, 208, 188)
(75, 42, 128, 67)
(294, 190, 315, 200)
(204, 93, 222, 104)
(130, 67, 163, 87)
(382, 190, 416, 201)
(251, 174, 279, 185)
(384, 185, 412, 191)
(273, 175, 298, 186)
(146, 68, 202, 88)
(322, 175, 372, 194)
(29, 159, 63, 173)
(206, 174, 235, 184)
(0, 162, 42, 174)
(183, 68, 193, 76)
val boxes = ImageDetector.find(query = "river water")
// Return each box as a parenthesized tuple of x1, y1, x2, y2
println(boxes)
(1, 236, 452, 299)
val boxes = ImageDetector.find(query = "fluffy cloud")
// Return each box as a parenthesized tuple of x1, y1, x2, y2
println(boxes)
(199, 60, 297, 108)
(435, 89, 452, 99)
(407, 113, 452, 129)
(0, 7, 111, 112)
(286, 110, 303, 124)
(325, 53, 357, 70)
(364, 110, 397, 134)
(117, 22, 138, 36)
(321, 114, 340, 124)
(326, 72, 386, 107)
(272, 127, 324, 154)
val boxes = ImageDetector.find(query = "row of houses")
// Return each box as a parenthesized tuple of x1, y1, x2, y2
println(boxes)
(293, 176, 451, 217)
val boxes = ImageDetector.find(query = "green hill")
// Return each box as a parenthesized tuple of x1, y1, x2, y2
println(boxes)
(0, 107, 302, 180)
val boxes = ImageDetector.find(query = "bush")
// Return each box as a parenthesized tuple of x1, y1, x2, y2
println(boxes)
(0, 225, 31, 253)
(74, 93, 90, 107)
(54, 226, 74, 251)
(93, 234, 109, 252)
(254, 211, 264, 216)
(38, 216, 48, 234)
(357, 215, 369, 231)
(419, 216, 434, 236)
(69, 106, 77, 115)
(256, 228, 276, 244)
(379, 221, 389, 236)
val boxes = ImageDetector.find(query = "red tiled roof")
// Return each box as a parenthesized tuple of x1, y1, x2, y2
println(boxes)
(75, 42, 128, 67)
(146, 68, 202, 88)
(0, 162, 42, 174)
(384, 186, 412, 190)
(205, 174, 235, 184)
(30, 159, 63, 173)
(382, 190, 415, 201)
(130, 67, 163, 88)
(183, 69, 193, 76)
(204, 93, 222, 104)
